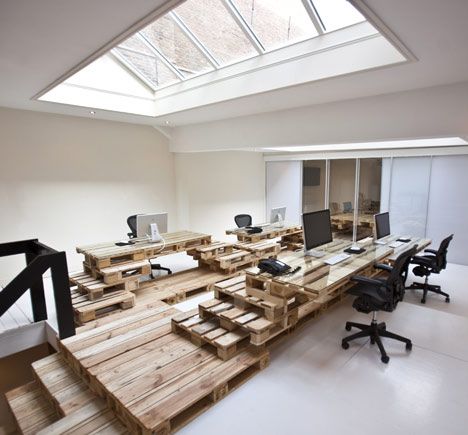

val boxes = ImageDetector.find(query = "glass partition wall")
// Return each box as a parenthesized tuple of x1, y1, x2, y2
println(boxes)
(302, 158, 382, 241)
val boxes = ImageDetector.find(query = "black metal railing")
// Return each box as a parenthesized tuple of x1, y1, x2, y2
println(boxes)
(0, 239, 75, 339)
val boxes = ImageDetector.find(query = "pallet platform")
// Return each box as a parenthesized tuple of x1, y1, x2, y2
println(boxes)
(280, 230, 304, 251)
(83, 259, 152, 284)
(136, 266, 241, 304)
(58, 307, 269, 434)
(71, 286, 135, 325)
(187, 241, 234, 260)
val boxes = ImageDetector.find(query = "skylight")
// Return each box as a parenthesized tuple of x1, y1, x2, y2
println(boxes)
(39, 0, 408, 119)
(109, 0, 365, 91)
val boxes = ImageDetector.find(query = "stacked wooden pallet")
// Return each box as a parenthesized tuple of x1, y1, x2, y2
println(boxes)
(233, 224, 302, 243)
(69, 231, 212, 325)
(58, 304, 269, 434)
(280, 230, 304, 251)
(233, 239, 281, 258)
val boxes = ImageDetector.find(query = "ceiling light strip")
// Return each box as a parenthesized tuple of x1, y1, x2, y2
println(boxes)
(110, 49, 158, 91)
(302, 0, 325, 34)
(136, 33, 185, 81)
(221, 0, 265, 54)
(169, 11, 220, 68)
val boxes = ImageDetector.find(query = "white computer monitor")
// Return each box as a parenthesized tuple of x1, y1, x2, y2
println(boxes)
(270, 207, 286, 224)
(136, 213, 168, 239)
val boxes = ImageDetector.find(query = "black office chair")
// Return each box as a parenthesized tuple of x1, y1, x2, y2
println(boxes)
(127, 215, 137, 238)
(342, 246, 417, 363)
(126, 214, 172, 277)
(234, 214, 252, 228)
(407, 234, 453, 304)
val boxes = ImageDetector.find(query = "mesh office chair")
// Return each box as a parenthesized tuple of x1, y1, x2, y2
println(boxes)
(126, 214, 172, 277)
(342, 246, 417, 363)
(343, 201, 353, 213)
(407, 234, 453, 303)
(234, 214, 252, 228)
(127, 215, 137, 238)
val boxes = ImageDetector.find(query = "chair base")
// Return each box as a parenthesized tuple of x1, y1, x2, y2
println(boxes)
(407, 280, 450, 304)
(342, 319, 412, 364)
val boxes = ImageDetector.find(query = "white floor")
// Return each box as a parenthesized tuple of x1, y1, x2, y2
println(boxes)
(179, 263, 468, 435)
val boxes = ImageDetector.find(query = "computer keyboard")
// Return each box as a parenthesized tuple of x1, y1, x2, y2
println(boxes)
(389, 241, 404, 248)
(324, 253, 351, 265)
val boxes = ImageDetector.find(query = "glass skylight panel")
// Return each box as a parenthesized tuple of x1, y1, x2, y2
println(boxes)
(140, 16, 214, 78)
(311, 0, 365, 32)
(114, 45, 179, 88)
(232, 0, 318, 50)
(174, 0, 258, 66)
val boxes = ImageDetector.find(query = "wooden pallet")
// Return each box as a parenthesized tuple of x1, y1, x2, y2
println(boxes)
(233, 240, 281, 258)
(78, 231, 212, 269)
(234, 225, 302, 243)
(172, 308, 252, 360)
(58, 307, 269, 434)
(71, 286, 135, 325)
(70, 271, 139, 300)
(280, 230, 304, 250)
(199, 248, 255, 274)
(32, 353, 97, 417)
(5, 381, 58, 435)
(187, 241, 234, 260)
(83, 259, 152, 284)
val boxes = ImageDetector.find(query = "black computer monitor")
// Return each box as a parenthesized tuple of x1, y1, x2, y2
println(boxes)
(302, 209, 333, 250)
(374, 212, 390, 239)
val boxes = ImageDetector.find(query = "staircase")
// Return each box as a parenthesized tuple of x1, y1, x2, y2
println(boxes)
(5, 353, 128, 434)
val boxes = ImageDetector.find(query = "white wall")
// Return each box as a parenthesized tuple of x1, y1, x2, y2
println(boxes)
(174, 151, 265, 241)
(170, 81, 468, 152)
(0, 107, 176, 284)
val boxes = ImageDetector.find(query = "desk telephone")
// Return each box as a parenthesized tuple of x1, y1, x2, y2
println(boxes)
(258, 258, 291, 275)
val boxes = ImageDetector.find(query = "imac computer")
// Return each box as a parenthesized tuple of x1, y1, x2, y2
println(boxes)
(374, 212, 390, 240)
(302, 209, 333, 257)
(137, 213, 168, 241)
(270, 207, 286, 226)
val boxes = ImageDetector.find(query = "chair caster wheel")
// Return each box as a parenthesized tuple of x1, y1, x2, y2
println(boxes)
(421, 299, 426, 304)
(445, 297, 450, 303)
(370, 338, 375, 345)
(342, 342, 349, 350)
(381, 355, 389, 364)
(345, 324, 351, 331)
(406, 342, 412, 351)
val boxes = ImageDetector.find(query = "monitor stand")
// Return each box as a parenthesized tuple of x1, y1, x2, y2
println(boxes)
(304, 249, 326, 258)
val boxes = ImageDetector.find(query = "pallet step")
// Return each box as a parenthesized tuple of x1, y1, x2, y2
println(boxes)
(82, 259, 152, 284)
(36, 399, 129, 435)
(71, 286, 135, 325)
(187, 241, 234, 260)
(5, 381, 58, 435)
(70, 272, 139, 300)
(31, 353, 97, 417)
(234, 240, 281, 258)
(172, 307, 252, 360)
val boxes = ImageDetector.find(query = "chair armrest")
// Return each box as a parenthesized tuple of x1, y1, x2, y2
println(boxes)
(424, 249, 437, 255)
(374, 263, 393, 273)
(411, 256, 435, 267)
(350, 275, 384, 287)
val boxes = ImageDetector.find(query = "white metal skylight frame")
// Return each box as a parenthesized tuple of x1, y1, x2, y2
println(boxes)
(108, 0, 365, 92)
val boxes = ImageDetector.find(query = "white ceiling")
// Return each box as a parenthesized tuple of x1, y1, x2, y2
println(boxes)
(1, 0, 468, 127)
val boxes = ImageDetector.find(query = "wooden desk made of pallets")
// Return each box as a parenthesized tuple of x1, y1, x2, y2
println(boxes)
(173, 236, 431, 351)
(226, 223, 302, 242)
(331, 213, 375, 230)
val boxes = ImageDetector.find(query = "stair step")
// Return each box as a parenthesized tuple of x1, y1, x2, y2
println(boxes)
(31, 352, 96, 416)
(36, 400, 129, 435)
(5, 381, 58, 435)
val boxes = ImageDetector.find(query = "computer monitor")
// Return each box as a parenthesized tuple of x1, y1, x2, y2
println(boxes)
(343, 201, 353, 213)
(302, 209, 333, 255)
(136, 213, 168, 238)
(270, 207, 286, 224)
(374, 212, 390, 239)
